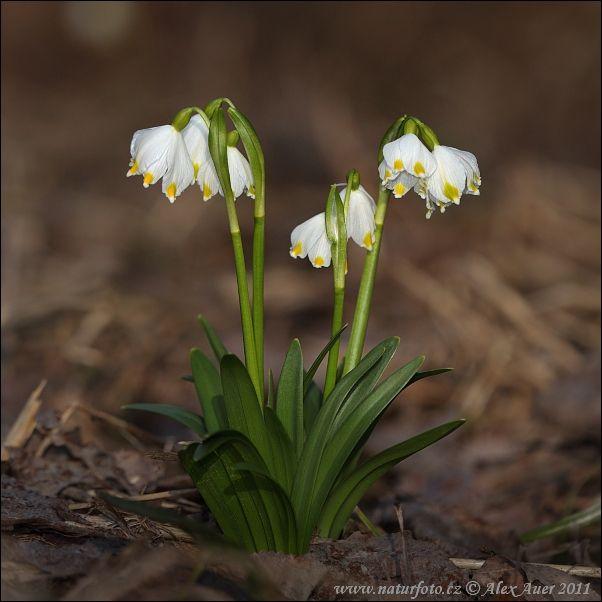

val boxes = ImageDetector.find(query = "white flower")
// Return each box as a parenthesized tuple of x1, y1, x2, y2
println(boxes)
(182, 115, 210, 181)
(340, 185, 376, 250)
(127, 124, 194, 202)
(195, 145, 255, 202)
(423, 145, 467, 207)
(227, 147, 255, 199)
(382, 133, 437, 179)
(290, 213, 331, 268)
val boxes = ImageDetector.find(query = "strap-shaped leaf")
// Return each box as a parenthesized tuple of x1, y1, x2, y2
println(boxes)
(220, 355, 269, 462)
(303, 381, 322, 435)
(318, 419, 465, 538)
(520, 499, 601, 543)
(404, 368, 452, 389)
(122, 403, 205, 437)
(267, 368, 276, 409)
(291, 337, 398, 549)
(181, 440, 273, 551)
(236, 462, 298, 553)
(276, 339, 304, 459)
(300, 352, 423, 551)
(303, 324, 347, 395)
(264, 407, 296, 493)
(190, 348, 226, 432)
(197, 314, 229, 362)
(329, 337, 399, 435)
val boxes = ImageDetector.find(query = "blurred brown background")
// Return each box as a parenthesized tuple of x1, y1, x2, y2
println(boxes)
(2, 1, 600, 558)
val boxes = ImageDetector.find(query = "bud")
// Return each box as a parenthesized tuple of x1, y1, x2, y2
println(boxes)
(402, 117, 420, 136)
(417, 121, 440, 151)
(226, 130, 240, 147)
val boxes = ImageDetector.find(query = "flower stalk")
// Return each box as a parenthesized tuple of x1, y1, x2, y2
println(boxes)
(208, 107, 261, 401)
(343, 185, 390, 374)
(228, 106, 266, 400)
(324, 180, 349, 398)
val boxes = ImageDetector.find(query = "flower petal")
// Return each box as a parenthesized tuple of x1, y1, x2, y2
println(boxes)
(162, 133, 194, 203)
(342, 186, 376, 250)
(182, 115, 210, 181)
(426, 145, 467, 205)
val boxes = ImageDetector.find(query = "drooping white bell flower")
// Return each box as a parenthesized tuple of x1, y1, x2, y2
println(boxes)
(340, 185, 376, 250)
(127, 125, 194, 202)
(423, 145, 467, 207)
(382, 133, 437, 179)
(182, 115, 210, 181)
(227, 146, 255, 199)
(196, 145, 255, 202)
(289, 213, 331, 268)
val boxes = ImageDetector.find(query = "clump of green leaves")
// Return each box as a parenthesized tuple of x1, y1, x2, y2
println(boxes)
(126, 317, 463, 554)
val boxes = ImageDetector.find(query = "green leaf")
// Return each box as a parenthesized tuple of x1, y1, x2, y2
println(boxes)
(264, 407, 296, 493)
(330, 337, 400, 435)
(276, 339, 304, 459)
(302, 352, 424, 551)
(292, 337, 398, 550)
(181, 440, 273, 551)
(404, 368, 452, 389)
(520, 499, 601, 543)
(303, 381, 322, 435)
(303, 324, 347, 395)
(318, 419, 465, 538)
(267, 368, 276, 409)
(190, 348, 226, 432)
(182, 431, 293, 552)
(220, 355, 268, 461)
(122, 403, 205, 437)
(197, 314, 228, 362)
(227, 106, 265, 200)
(235, 462, 298, 554)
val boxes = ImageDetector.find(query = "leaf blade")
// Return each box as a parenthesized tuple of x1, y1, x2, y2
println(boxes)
(276, 339, 304, 459)
(318, 419, 465, 538)
(122, 403, 205, 436)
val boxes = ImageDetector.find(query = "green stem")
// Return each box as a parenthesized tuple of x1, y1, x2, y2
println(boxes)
(224, 195, 262, 402)
(252, 198, 265, 400)
(324, 183, 350, 398)
(324, 286, 345, 398)
(343, 186, 390, 374)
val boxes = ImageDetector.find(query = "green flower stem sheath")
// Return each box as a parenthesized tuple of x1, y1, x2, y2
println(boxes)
(324, 183, 349, 398)
(252, 197, 265, 398)
(343, 186, 390, 374)
(224, 194, 262, 401)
